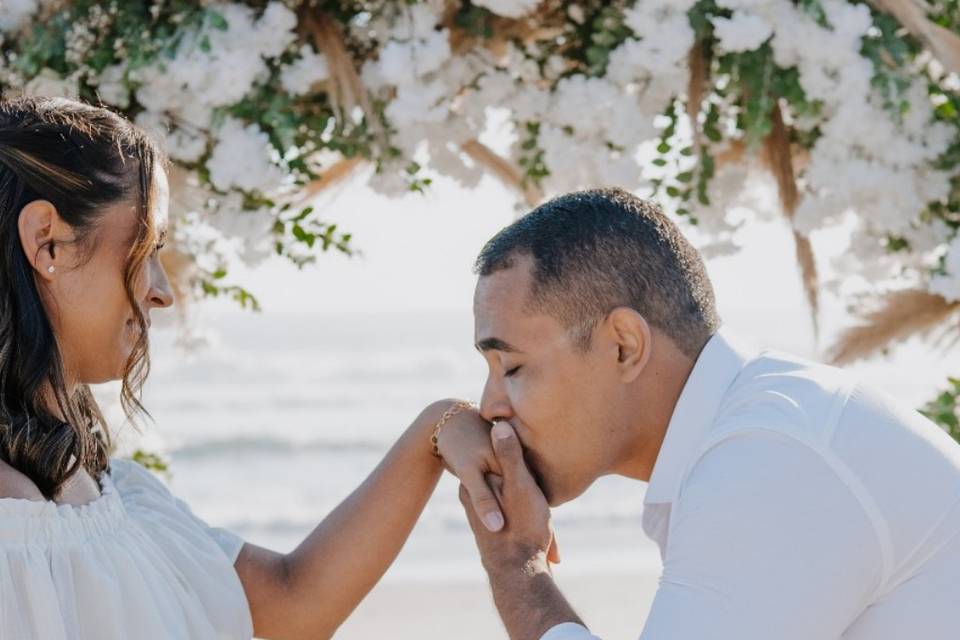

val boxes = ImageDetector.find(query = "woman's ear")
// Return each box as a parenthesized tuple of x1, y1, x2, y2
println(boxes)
(18, 200, 59, 281)
(607, 307, 652, 383)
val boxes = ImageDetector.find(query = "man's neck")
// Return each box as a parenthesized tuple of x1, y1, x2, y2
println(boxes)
(614, 342, 696, 482)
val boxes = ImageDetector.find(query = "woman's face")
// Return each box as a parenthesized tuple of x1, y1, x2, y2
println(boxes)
(32, 165, 174, 386)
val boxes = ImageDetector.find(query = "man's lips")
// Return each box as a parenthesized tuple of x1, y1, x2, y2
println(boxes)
(520, 446, 547, 491)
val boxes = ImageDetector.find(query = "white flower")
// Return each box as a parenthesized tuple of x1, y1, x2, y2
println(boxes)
(23, 68, 78, 97)
(471, 0, 540, 19)
(208, 193, 275, 267)
(428, 140, 484, 189)
(376, 31, 451, 86)
(821, 0, 872, 47)
(91, 63, 130, 108)
(712, 11, 773, 53)
(511, 85, 550, 122)
(252, 2, 298, 58)
(716, 0, 769, 8)
(391, 3, 444, 40)
(367, 159, 417, 198)
(135, 112, 207, 163)
(0, 0, 37, 33)
(623, 1, 695, 35)
(134, 1, 297, 128)
(549, 76, 620, 137)
(386, 78, 449, 131)
(281, 45, 329, 95)
(930, 235, 960, 302)
(207, 118, 284, 193)
(928, 274, 960, 302)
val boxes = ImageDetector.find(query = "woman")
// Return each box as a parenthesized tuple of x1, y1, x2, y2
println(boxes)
(0, 96, 503, 639)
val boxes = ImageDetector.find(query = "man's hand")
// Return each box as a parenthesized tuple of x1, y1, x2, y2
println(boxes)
(460, 422, 583, 640)
(460, 421, 554, 573)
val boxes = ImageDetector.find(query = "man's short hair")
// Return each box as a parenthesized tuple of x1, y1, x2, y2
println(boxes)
(474, 187, 721, 358)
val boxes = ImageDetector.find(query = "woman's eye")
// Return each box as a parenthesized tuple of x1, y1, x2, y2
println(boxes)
(504, 365, 521, 378)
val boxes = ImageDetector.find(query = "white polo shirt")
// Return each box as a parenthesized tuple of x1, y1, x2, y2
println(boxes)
(543, 331, 960, 640)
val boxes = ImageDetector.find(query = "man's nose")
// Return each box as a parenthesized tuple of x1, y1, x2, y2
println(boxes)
(480, 375, 514, 424)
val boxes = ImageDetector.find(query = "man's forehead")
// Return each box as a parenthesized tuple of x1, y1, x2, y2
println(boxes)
(473, 262, 566, 349)
(473, 265, 533, 334)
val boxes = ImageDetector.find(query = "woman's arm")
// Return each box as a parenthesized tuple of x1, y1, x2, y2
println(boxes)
(233, 400, 495, 639)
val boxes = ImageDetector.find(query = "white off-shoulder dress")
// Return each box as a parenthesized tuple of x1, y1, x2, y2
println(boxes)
(0, 458, 253, 639)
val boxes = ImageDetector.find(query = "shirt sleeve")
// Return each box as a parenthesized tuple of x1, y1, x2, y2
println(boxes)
(113, 458, 247, 564)
(171, 493, 246, 563)
(640, 430, 884, 640)
(541, 623, 602, 640)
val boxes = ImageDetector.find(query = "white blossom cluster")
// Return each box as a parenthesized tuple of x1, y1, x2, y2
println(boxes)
(705, 0, 954, 297)
(131, 2, 298, 164)
(471, 0, 541, 19)
(360, 1, 487, 195)
(3, 0, 957, 307)
(0, 0, 39, 35)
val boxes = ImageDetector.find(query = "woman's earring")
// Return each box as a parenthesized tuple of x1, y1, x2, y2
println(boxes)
(47, 265, 55, 274)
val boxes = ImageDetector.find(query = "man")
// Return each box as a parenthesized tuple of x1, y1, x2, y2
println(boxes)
(461, 187, 960, 639)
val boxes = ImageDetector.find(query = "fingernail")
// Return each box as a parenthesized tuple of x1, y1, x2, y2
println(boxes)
(484, 511, 504, 531)
(492, 422, 512, 440)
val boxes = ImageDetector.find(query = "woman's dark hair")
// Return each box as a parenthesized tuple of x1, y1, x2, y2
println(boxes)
(0, 96, 165, 498)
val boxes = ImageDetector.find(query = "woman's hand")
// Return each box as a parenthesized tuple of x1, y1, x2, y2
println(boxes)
(421, 399, 505, 532)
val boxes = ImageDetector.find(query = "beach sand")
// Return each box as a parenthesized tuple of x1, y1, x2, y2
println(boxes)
(336, 571, 659, 639)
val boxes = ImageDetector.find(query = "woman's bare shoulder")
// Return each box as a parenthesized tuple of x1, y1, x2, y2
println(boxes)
(0, 459, 44, 500)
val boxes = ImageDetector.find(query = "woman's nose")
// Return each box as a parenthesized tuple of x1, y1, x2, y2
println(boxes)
(148, 258, 174, 309)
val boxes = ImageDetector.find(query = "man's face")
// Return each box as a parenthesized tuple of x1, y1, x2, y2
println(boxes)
(473, 255, 625, 506)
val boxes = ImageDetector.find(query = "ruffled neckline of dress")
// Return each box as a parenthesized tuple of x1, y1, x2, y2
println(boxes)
(0, 465, 126, 544)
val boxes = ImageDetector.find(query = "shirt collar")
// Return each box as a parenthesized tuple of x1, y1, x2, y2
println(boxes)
(643, 329, 756, 505)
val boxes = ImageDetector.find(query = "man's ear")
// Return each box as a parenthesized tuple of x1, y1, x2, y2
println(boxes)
(17, 200, 60, 281)
(607, 307, 652, 383)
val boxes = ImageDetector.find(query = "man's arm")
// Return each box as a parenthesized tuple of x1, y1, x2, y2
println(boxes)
(460, 422, 594, 640)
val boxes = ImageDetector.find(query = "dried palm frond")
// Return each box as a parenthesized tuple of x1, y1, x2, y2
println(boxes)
(460, 139, 543, 207)
(446, 3, 568, 59)
(686, 40, 710, 155)
(869, 0, 960, 76)
(714, 138, 810, 175)
(296, 156, 367, 204)
(302, 11, 385, 145)
(828, 289, 960, 364)
(764, 100, 821, 339)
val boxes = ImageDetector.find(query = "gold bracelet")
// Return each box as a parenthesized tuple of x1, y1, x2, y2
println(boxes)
(430, 401, 476, 458)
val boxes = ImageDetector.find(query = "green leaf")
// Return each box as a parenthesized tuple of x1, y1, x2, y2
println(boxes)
(207, 10, 229, 31)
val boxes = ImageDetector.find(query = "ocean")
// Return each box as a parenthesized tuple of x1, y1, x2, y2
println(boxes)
(108, 308, 663, 584)
(99, 299, 955, 587)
